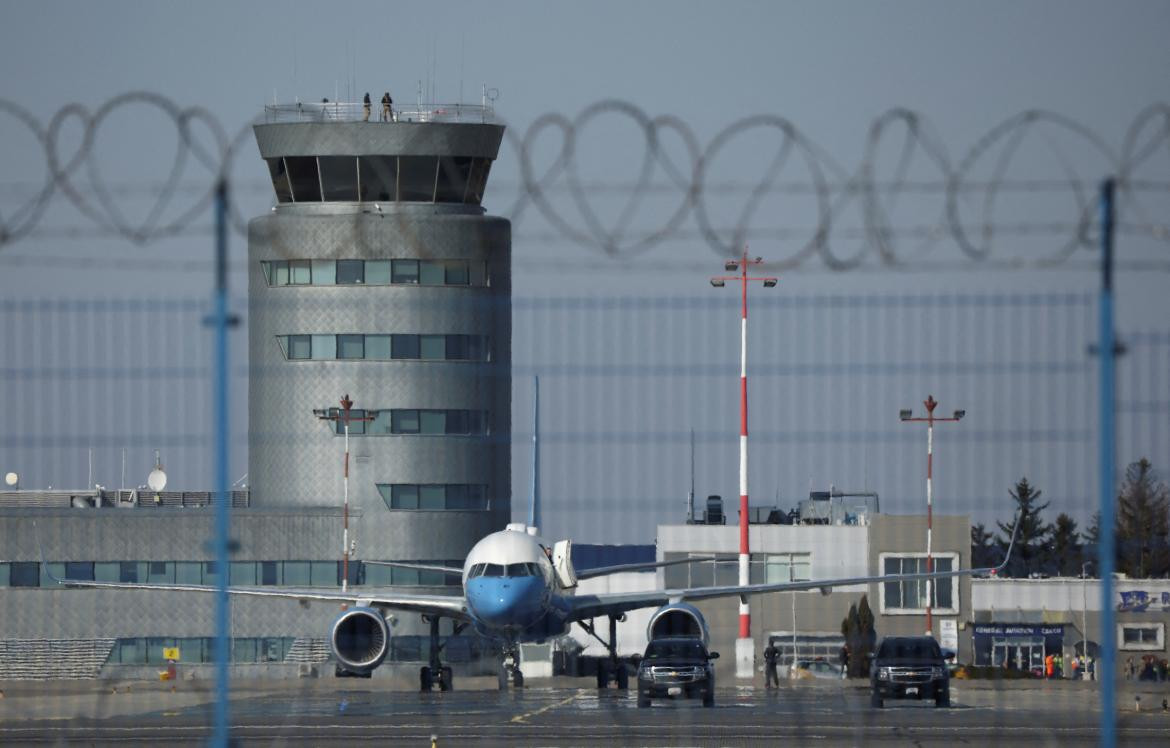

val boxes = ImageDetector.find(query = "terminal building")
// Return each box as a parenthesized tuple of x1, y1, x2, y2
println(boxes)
(0, 98, 512, 678)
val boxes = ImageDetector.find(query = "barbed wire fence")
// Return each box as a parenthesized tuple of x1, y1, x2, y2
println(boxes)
(1, 95, 1168, 270)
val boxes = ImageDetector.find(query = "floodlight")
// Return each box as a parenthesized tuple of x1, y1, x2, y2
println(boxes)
(724, 261, 738, 271)
(763, 278, 778, 288)
(710, 279, 725, 288)
(312, 408, 329, 418)
(954, 410, 966, 420)
(899, 409, 913, 421)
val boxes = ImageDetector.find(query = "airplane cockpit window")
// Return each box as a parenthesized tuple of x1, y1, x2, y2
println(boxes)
(482, 563, 506, 577)
(468, 563, 486, 578)
(506, 562, 532, 577)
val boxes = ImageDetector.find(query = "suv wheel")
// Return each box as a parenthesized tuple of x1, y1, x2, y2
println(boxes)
(870, 690, 883, 708)
(702, 690, 714, 708)
(935, 688, 950, 708)
(637, 686, 650, 708)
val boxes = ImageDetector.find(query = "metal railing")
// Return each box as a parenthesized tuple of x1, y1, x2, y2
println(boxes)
(262, 101, 497, 125)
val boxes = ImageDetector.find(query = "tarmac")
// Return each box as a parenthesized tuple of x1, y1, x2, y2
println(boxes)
(1, 676, 1168, 746)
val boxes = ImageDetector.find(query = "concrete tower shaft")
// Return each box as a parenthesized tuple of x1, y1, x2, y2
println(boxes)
(247, 114, 511, 559)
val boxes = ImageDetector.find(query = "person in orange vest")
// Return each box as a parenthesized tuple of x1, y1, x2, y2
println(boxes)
(1045, 653, 1054, 679)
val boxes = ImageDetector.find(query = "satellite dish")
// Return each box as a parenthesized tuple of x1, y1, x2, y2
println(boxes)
(147, 469, 168, 492)
(4, 472, 17, 487)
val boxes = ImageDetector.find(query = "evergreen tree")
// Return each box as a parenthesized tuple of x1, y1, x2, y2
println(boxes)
(971, 523, 996, 568)
(839, 595, 878, 678)
(855, 595, 877, 677)
(997, 477, 1051, 577)
(1116, 458, 1170, 578)
(1043, 513, 1082, 577)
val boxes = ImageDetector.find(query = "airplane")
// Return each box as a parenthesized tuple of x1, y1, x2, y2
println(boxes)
(46, 379, 1021, 692)
(46, 507, 1021, 692)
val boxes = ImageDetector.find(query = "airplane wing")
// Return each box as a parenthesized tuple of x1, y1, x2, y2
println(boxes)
(47, 572, 472, 621)
(575, 555, 716, 581)
(363, 560, 464, 575)
(568, 511, 1021, 622)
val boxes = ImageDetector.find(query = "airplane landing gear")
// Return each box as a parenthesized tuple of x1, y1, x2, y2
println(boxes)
(580, 615, 629, 689)
(498, 645, 524, 690)
(419, 616, 465, 692)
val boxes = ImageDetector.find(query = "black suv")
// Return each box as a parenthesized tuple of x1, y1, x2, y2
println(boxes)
(870, 636, 950, 708)
(636, 637, 718, 708)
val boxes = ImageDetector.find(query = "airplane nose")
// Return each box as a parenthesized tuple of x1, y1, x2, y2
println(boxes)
(467, 577, 544, 626)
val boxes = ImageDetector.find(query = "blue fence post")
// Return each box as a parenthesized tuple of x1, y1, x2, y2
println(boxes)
(1097, 177, 1116, 748)
(212, 178, 232, 748)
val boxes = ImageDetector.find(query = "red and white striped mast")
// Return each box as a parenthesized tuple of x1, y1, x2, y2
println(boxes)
(899, 395, 964, 636)
(316, 394, 374, 602)
(711, 247, 777, 674)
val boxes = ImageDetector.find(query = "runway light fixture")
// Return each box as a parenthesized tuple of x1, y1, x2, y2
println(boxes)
(710, 279, 725, 287)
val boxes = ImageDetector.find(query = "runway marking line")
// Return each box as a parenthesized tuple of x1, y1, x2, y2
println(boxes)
(510, 690, 584, 724)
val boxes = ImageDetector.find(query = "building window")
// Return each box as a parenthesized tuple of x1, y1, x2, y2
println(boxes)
(329, 409, 486, 436)
(318, 156, 359, 201)
(377, 484, 489, 511)
(284, 156, 322, 202)
(9, 561, 39, 587)
(1119, 623, 1164, 651)
(266, 158, 293, 203)
(358, 156, 396, 201)
(879, 552, 958, 615)
(261, 259, 480, 287)
(750, 553, 811, 584)
(285, 335, 311, 360)
(337, 334, 365, 359)
(336, 260, 365, 284)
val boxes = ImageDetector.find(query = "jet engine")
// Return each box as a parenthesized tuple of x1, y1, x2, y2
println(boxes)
(646, 602, 709, 646)
(330, 606, 390, 674)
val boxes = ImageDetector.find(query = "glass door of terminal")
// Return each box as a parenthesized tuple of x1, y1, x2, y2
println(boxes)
(992, 636, 1044, 671)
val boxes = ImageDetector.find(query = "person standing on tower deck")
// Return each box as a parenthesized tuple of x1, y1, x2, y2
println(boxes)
(363, 92, 371, 121)
(381, 91, 393, 121)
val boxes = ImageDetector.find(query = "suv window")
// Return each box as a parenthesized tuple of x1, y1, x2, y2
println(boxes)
(877, 638, 941, 659)
(644, 640, 708, 660)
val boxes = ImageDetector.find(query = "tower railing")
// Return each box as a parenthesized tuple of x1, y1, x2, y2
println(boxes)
(263, 102, 497, 124)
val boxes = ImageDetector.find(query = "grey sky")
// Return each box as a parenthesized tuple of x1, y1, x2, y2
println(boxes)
(1, 1, 1168, 542)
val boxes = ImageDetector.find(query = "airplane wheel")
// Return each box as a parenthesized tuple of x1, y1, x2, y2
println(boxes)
(512, 668, 524, 688)
(439, 666, 454, 692)
(615, 664, 629, 690)
(497, 665, 509, 691)
(419, 666, 433, 691)
(596, 661, 610, 689)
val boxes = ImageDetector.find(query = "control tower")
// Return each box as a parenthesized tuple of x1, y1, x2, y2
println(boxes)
(248, 100, 510, 562)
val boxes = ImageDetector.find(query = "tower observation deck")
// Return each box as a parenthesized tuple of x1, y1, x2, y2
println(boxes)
(248, 100, 511, 562)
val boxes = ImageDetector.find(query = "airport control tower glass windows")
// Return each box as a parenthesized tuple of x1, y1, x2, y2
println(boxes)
(261, 259, 479, 287)
(318, 156, 359, 201)
(284, 156, 321, 202)
(311, 259, 335, 285)
(392, 260, 419, 284)
(436, 157, 474, 202)
(399, 156, 439, 201)
(358, 156, 396, 201)
(265, 158, 293, 203)
(465, 158, 492, 204)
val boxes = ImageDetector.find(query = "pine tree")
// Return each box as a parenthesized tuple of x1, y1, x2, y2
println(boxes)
(971, 523, 996, 568)
(997, 477, 1051, 577)
(1115, 458, 1170, 578)
(1043, 513, 1082, 577)
(839, 595, 878, 678)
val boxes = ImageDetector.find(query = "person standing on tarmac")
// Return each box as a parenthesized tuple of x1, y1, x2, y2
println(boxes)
(362, 92, 371, 121)
(839, 644, 850, 678)
(764, 642, 780, 689)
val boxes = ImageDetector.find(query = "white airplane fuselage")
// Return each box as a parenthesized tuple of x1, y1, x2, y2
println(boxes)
(460, 528, 571, 643)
